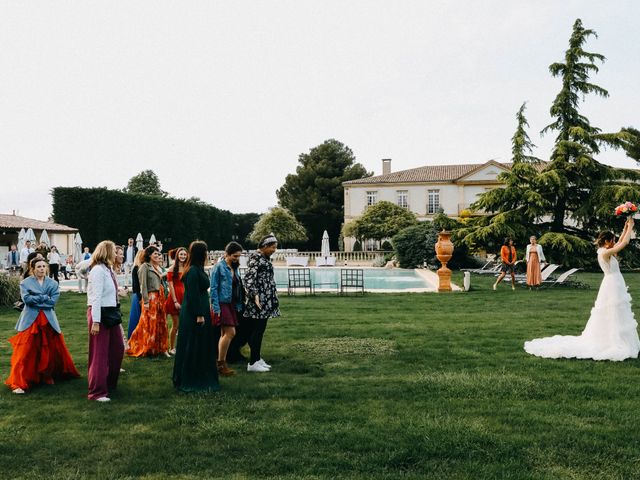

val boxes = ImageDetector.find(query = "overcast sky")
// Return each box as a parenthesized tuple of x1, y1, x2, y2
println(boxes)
(1, 1, 638, 222)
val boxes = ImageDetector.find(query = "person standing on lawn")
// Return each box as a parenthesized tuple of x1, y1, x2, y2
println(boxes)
(127, 245, 169, 357)
(87, 240, 125, 402)
(127, 249, 146, 338)
(165, 247, 187, 355)
(210, 241, 245, 377)
(525, 236, 546, 287)
(243, 234, 280, 373)
(5, 257, 80, 394)
(493, 238, 517, 291)
(172, 240, 219, 392)
(525, 216, 640, 361)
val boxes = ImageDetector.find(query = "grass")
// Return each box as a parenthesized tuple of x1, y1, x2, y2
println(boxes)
(1, 271, 640, 479)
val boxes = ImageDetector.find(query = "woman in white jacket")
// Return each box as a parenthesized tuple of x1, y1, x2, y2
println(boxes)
(87, 241, 125, 402)
(525, 236, 546, 287)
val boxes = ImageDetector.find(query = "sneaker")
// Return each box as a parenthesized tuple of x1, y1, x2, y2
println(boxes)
(247, 362, 270, 373)
(492, 283, 497, 291)
(96, 397, 111, 402)
(169, 348, 176, 355)
(258, 359, 271, 369)
(12, 388, 25, 394)
(120, 368, 126, 373)
(512, 285, 516, 291)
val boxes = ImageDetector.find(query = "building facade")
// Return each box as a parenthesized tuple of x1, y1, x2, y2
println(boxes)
(342, 159, 510, 251)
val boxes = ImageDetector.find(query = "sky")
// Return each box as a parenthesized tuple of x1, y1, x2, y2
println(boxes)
(1, 1, 639, 222)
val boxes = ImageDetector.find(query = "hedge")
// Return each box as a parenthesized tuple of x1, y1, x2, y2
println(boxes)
(52, 187, 259, 251)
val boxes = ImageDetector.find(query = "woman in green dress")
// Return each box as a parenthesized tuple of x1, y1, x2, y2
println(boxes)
(172, 240, 219, 392)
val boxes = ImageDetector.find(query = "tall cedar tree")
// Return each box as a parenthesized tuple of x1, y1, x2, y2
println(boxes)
(277, 139, 371, 250)
(458, 19, 640, 265)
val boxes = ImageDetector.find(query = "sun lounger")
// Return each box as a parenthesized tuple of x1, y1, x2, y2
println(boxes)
(285, 256, 309, 267)
(540, 268, 589, 289)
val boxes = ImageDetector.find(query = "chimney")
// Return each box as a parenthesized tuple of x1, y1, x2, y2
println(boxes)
(382, 158, 391, 175)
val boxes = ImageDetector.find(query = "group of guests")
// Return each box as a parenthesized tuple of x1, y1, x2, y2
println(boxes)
(4, 234, 281, 401)
(5, 241, 85, 283)
(493, 235, 546, 290)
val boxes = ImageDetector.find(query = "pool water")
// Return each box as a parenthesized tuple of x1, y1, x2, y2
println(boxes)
(57, 267, 432, 292)
(272, 267, 430, 291)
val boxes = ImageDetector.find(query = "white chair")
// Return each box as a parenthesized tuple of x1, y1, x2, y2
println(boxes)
(286, 256, 309, 267)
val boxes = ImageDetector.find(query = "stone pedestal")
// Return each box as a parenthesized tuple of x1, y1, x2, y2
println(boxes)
(435, 230, 454, 292)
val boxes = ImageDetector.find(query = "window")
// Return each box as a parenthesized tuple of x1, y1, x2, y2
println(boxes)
(366, 191, 377, 206)
(427, 189, 440, 214)
(397, 190, 408, 209)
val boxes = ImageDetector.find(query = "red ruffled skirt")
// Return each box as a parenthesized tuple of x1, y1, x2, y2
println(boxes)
(5, 311, 80, 391)
(127, 289, 169, 357)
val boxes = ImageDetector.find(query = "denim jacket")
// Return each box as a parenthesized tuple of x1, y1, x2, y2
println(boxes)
(15, 276, 61, 333)
(210, 260, 244, 314)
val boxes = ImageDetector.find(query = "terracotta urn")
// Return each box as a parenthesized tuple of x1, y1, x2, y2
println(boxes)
(435, 230, 454, 292)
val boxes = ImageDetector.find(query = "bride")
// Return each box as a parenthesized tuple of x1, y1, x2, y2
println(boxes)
(524, 216, 640, 361)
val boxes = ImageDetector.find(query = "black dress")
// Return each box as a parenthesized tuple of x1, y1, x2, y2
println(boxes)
(172, 266, 219, 392)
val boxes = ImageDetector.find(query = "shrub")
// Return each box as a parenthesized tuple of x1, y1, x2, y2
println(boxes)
(393, 222, 480, 269)
(0, 275, 21, 307)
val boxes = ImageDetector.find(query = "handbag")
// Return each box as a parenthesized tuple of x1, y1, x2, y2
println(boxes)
(99, 268, 122, 328)
(100, 305, 122, 328)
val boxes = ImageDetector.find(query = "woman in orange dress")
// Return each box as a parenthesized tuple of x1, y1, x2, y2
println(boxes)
(127, 245, 170, 357)
(5, 257, 80, 394)
(165, 247, 187, 355)
(493, 238, 517, 291)
(526, 235, 546, 287)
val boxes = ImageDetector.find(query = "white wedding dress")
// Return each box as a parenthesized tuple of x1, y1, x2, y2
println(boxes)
(524, 248, 640, 361)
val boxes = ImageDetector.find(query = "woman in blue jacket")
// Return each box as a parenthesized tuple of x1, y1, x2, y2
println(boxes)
(210, 241, 245, 377)
(5, 257, 80, 394)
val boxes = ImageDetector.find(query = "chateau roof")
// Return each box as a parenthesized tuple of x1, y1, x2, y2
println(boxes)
(343, 160, 519, 185)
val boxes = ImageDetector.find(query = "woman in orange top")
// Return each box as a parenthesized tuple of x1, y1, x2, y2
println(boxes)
(493, 238, 517, 291)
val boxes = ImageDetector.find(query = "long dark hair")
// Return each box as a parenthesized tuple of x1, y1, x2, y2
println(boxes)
(172, 247, 188, 276)
(596, 231, 615, 247)
(183, 240, 208, 276)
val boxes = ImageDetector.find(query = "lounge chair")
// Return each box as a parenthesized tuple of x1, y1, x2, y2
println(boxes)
(315, 256, 336, 267)
(285, 256, 309, 267)
(540, 268, 589, 289)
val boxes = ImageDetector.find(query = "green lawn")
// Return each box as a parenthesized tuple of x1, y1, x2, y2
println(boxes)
(1, 272, 640, 479)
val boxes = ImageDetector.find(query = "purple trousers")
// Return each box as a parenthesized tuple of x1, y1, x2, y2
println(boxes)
(87, 308, 125, 400)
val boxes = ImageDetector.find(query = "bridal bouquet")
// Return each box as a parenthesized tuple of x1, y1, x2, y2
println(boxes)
(614, 201, 638, 217)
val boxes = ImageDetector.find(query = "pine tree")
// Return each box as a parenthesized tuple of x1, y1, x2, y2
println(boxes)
(458, 19, 640, 266)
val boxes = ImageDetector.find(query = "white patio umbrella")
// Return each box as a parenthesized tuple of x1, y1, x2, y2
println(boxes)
(25, 228, 36, 243)
(321, 230, 331, 258)
(39, 229, 51, 247)
(149, 233, 157, 245)
(17, 228, 26, 252)
(136, 233, 143, 251)
(73, 232, 83, 263)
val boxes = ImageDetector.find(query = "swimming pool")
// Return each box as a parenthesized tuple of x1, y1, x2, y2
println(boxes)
(58, 267, 439, 293)
(273, 267, 434, 292)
